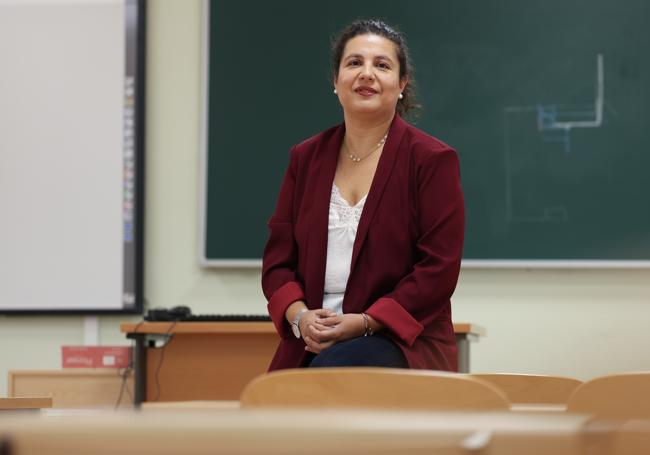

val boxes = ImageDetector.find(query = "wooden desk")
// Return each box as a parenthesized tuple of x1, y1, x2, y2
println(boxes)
(120, 322, 485, 405)
(0, 397, 52, 411)
(8, 370, 133, 409)
(0, 409, 608, 455)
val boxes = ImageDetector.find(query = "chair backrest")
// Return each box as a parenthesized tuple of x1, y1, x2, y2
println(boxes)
(240, 368, 510, 410)
(566, 372, 650, 419)
(471, 374, 582, 405)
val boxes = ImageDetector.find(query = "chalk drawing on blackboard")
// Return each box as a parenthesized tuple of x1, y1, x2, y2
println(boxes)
(537, 54, 604, 154)
(504, 54, 604, 223)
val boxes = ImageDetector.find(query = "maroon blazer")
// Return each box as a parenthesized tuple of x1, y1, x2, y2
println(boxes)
(262, 114, 465, 372)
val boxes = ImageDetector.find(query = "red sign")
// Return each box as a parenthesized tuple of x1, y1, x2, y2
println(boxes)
(62, 346, 131, 368)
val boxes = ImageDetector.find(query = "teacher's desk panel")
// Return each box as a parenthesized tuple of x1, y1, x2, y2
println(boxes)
(121, 322, 485, 405)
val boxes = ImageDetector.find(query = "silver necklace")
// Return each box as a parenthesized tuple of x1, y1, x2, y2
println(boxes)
(346, 132, 389, 163)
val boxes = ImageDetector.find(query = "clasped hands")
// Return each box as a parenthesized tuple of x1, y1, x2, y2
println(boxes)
(299, 309, 363, 354)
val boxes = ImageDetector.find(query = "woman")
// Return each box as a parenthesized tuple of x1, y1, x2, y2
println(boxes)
(262, 19, 465, 371)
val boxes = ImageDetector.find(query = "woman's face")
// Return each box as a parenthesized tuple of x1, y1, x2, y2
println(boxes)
(334, 33, 407, 119)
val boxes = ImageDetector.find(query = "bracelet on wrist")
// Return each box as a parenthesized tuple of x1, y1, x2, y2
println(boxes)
(361, 313, 373, 337)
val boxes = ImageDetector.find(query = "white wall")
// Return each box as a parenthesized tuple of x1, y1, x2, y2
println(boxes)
(454, 268, 650, 379)
(1, 0, 648, 396)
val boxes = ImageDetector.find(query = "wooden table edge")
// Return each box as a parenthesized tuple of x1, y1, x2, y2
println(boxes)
(0, 397, 53, 410)
(120, 322, 485, 337)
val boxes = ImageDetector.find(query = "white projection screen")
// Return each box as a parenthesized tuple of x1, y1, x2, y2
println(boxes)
(0, 0, 145, 313)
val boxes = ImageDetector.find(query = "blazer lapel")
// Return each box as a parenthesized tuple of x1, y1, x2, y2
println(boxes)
(348, 115, 408, 276)
(306, 125, 344, 309)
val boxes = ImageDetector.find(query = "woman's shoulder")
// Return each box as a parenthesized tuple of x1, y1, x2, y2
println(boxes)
(291, 123, 342, 156)
(401, 121, 456, 161)
(399, 121, 461, 181)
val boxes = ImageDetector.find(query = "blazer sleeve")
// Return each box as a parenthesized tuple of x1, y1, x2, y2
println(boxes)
(365, 148, 465, 346)
(261, 145, 306, 338)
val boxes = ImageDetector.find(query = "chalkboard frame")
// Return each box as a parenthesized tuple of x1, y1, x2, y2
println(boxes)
(199, 0, 650, 269)
(199, 0, 260, 269)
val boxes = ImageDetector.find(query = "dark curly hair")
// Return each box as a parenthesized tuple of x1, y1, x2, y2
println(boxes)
(330, 19, 420, 117)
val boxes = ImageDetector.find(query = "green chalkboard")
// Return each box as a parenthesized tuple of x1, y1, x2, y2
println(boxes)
(203, 0, 650, 265)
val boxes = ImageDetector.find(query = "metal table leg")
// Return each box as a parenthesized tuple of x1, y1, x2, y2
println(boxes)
(128, 333, 147, 407)
(456, 335, 469, 373)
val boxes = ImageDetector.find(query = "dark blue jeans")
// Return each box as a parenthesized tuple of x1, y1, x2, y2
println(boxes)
(307, 335, 408, 368)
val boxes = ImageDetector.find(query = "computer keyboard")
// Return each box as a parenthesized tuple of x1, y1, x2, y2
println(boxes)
(145, 308, 271, 322)
(178, 314, 271, 322)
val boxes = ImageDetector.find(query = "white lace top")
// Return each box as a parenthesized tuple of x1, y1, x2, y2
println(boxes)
(322, 184, 367, 315)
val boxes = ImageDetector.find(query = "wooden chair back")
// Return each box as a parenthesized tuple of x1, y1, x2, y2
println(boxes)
(240, 368, 510, 410)
(471, 374, 582, 404)
(566, 372, 650, 418)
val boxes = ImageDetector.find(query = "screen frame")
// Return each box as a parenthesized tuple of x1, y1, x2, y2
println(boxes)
(0, 0, 146, 315)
